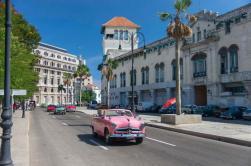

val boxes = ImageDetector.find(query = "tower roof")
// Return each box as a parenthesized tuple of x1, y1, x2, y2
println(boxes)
(101, 17, 140, 33)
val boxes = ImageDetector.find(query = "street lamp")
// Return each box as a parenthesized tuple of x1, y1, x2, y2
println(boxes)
(0, 0, 13, 165)
(127, 31, 146, 113)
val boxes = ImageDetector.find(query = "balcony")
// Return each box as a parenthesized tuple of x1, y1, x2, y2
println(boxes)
(193, 72, 207, 78)
(220, 71, 251, 83)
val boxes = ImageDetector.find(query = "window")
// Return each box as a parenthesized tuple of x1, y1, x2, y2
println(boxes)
(192, 53, 207, 78)
(51, 88, 54, 93)
(130, 70, 136, 86)
(119, 30, 123, 40)
(203, 29, 207, 39)
(50, 62, 54, 67)
(63, 65, 67, 69)
(35, 50, 40, 55)
(57, 78, 60, 85)
(155, 64, 160, 83)
(44, 52, 48, 56)
(219, 47, 228, 74)
(44, 77, 47, 84)
(57, 55, 61, 59)
(171, 59, 183, 80)
(120, 72, 126, 87)
(68, 66, 71, 70)
(63, 57, 67, 60)
(57, 63, 61, 68)
(192, 34, 195, 43)
(114, 30, 118, 40)
(43, 61, 48, 66)
(44, 88, 47, 92)
(50, 53, 55, 57)
(124, 30, 128, 40)
(72, 67, 76, 71)
(197, 31, 201, 41)
(141, 67, 149, 85)
(225, 21, 231, 34)
(229, 45, 238, 73)
(43, 69, 48, 74)
(68, 58, 71, 61)
(57, 71, 61, 75)
(50, 70, 55, 74)
(51, 78, 54, 85)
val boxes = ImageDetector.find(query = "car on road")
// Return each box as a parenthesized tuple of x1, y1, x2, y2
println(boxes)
(159, 104, 176, 114)
(47, 105, 56, 112)
(200, 105, 221, 117)
(220, 106, 247, 119)
(243, 109, 251, 120)
(65, 105, 76, 112)
(91, 109, 145, 144)
(54, 105, 66, 115)
(136, 102, 153, 112)
(88, 100, 98, 109)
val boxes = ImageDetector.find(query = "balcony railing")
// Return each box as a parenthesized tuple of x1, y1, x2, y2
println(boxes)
(220, 71, 251, 83)
(193, 72, 207, 78)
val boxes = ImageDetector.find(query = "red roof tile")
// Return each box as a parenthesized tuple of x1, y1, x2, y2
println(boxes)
(102, 17, 140, 28)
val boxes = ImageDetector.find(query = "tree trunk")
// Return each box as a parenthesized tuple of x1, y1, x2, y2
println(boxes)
(66, 84, 69, 104)
(175, 39, 182, 115)
(61, 91, 63, 105)
(107, 80, 110, 108)
(79, 78, 82, 106)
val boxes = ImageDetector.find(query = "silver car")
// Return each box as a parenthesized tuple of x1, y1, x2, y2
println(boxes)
(243, 109, 251, 120)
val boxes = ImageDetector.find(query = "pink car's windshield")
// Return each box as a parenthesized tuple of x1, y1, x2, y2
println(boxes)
(106, 110, 133, 117)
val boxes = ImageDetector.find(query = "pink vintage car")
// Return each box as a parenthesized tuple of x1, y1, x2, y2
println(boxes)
(65, 105, 76, 112)
(91, 109, 145, 144)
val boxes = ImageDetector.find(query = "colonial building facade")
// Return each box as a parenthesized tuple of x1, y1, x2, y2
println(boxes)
(32, 43, 92, 106)
(101, 3, 251, 108)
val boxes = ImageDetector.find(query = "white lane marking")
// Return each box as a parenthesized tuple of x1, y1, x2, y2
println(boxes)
(146, 137, 176, 147)
(62, 122, 68, 126)
(89, 139, 109, 151)
(52, 116, 56, 119)
(75, 115, 81, 118)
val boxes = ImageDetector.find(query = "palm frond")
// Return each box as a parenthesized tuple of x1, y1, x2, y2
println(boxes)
(159, 12, 171, 21)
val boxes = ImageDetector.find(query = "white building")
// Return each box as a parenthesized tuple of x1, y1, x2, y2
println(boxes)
(101, 3, 251, 108)
(32, 43, 80, 106)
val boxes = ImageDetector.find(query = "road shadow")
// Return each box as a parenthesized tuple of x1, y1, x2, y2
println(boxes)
(202, 117, 251, 126)
(77, 134, 138, 147)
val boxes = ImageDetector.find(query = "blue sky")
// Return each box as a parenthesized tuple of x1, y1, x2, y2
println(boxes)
(12, 0, 250, 88)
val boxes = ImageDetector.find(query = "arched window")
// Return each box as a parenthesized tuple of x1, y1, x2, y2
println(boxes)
(219, 47, 228, 74)
(124, 30, 129, 40)
(145, 67, 149, 84)
(160, 63, 165, 82)
(114, 75, 117, 88)
(130, 70, 136, 86)
(119, 30, 123, 40)
(44, 88, 47, 92)
(120, 73, 126, 87)
(141, 67, 145, 85)
(114, 30, 118, 40)
(35, 50, 40, 55)
(191, 52, 207, 78)
(171, 60, 176, 80)
(229, 44, 239, 73)
(44, 52, 48, 56)
(155, 64, 160, 83)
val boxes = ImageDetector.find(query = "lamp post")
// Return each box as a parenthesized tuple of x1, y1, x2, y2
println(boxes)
(0, 0, 13, 165)
(128, 32, 146, 113)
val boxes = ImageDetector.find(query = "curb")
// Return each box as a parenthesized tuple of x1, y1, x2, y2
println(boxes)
(146, 123, 251, 147)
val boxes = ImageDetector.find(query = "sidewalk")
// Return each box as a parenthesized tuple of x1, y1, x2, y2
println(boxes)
(77, 107, 251, 147)
(12, 110, 30, 166)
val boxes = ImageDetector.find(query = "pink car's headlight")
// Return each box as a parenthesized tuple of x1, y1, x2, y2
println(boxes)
(139, 123, 145, 130)
(111, 123, 117, 129)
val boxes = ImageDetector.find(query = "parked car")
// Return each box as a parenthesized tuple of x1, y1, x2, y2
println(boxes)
(88, 100, 98, 109)
(183, 105, 200, 114)
(220, 106, 247, 119)
(54, 105, 66, 115)
(200, 105, 221, 117)
(151, 104, 162, 113)
(243, 108, 251, 120)
(159, 104, 177, 114)
(136, 102, 153, 112)
(65, 105, 76, 112)
(91, 109, 145, 144)
(47, 105, 56, 112)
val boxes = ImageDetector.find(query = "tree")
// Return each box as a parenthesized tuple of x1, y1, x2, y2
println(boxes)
(98, 59, 118, 108)
(63, 73, 73, 104)
(159, 0, 196, 115)
(81, 90, 95, 103)
(74, 64, 90, 106)
(58, 84, 65, 105)
(0, 2, 41, 100)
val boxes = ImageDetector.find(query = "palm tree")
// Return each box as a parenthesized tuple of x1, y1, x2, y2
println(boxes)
(58, 84, 65, 105)
(160, 0, 196, 115)
(74, 64, 90, 106)
(63, 73, 73, 104)
(98, 59, 118, 108)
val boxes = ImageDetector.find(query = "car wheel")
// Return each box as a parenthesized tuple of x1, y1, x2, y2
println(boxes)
(104, 129, 112, 144)
(135, 138, 143, 144)
(92, 126, 98, 138)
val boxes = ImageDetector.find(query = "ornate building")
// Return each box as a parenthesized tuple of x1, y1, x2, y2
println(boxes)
(100, 3, 251, 108)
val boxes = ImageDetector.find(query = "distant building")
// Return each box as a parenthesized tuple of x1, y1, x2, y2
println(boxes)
(32, 43, 90, 106)
(100, 3, 251, 108)
(85, 84, 101, 104)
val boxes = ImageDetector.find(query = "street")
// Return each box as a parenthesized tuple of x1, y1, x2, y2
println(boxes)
(30, 108, 251, 166)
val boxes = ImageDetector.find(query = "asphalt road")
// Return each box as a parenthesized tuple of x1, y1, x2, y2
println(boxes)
(30, 108, 251, 166)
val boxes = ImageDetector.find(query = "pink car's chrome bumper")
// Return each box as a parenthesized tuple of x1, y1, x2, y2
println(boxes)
(110, 133, 145, 138)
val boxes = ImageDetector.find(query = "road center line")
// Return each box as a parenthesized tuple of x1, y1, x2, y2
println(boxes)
(89, 139, 109, 151)
(146, 137, 176, 147)
(62, 122, 68, 126)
